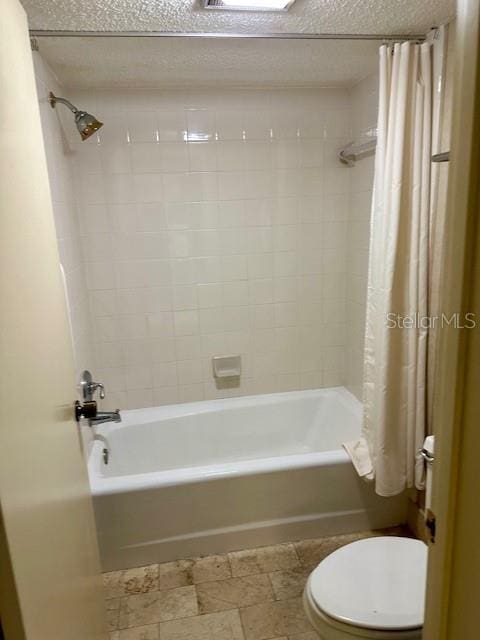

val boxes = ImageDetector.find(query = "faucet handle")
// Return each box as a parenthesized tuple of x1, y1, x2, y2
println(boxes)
(80, 370, 106, 401)
(89, 381, 105, 399)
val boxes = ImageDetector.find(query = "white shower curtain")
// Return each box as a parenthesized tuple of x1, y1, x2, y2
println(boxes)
(344, 41, 433, 497)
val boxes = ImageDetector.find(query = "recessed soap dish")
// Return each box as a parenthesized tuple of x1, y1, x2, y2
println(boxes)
(212, 355, 241, 378)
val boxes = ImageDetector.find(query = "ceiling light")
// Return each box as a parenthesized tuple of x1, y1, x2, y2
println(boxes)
(200, 0, 296, 12)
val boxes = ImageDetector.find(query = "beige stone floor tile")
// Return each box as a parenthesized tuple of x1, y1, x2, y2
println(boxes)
(107, 598, 121, 610)
(118, 592, 159, 629)
(240, 597, 313, 640)
(118, 586, 198, 629)
(156, 585, 199, 622)
(197, 573, 274, 613)
(293, 527, 411, 570)
(192, 554, 232, 583)
(269, 568, 310, 601)
(110, 625, 159, 640)
(103, 565, 159, 599)
(160, 609, 245, 640)
(106, 598, 120, 631)
(377, 525, 413, 538)
(293, 532, 372, 569)
(107, 609, 120, 632)
(288, 633, 320, 640)
(229, 544, 299, 577)
(158, 560, 193, 590)
(158, 554, 231, 590)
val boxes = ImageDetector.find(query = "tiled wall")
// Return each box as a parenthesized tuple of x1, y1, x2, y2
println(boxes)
(33, 53, 94, 378)
(60, 87, 353, 409)
(345, 73, 378, 400)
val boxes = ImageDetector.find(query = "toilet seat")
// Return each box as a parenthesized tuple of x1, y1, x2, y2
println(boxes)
(303, 537, 427, 640)
(303, 585, 422, 640)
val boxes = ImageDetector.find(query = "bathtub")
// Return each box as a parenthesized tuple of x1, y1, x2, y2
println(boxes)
(88, 387, 407, 571)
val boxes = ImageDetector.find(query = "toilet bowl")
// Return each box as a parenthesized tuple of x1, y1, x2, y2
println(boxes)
(303, 537, 427, 640)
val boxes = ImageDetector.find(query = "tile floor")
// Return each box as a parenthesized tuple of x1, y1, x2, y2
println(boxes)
(105, 527, 410, 640)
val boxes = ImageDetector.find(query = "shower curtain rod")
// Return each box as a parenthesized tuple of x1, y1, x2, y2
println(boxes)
(29, 30, 425, 41)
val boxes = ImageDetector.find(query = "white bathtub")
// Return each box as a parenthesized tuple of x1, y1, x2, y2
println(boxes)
(88, 387, 407, 571)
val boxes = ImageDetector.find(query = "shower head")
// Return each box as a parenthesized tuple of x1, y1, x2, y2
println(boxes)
(49, 92, 103, 141)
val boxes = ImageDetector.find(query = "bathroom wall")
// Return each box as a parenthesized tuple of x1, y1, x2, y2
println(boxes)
(62, 86, 353, 409)
(33, 53, 94, 378)
(345, 73, 378, 400)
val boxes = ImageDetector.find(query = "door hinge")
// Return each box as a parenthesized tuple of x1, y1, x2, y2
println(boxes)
(426, 509, 436, 543)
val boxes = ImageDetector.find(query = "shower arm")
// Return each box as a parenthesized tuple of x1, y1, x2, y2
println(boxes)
(47, 92, 103, 141)
(49, 92, 79, 114)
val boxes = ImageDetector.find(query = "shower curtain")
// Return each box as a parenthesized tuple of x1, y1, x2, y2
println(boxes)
(344, 41, 434, 497)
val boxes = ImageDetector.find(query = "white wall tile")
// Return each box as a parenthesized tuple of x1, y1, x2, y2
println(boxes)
(34, 54, 95, 384)
(153, 386, 179, 405)
(175, 335, 202, 360)
(218, 172, 246, 200)
(186, 109, 216, 141)
(244, 111, 272, 140)
(173, 285, 198, 310)
(198, 283, 223, 308)
(116, 287, 172, 313)
(216, 110, 245, 140)
(189, 142, 217, 172)
(66, 86, 357, 408)
(136, 203, 167, 231)
(133, 174, 164, 202)
(147, 312, 175, 337)
(174, 310, 200, 336)
(126, 388, 154, 409)
(217, 141, 246, 172)
(160, 142, 190, 173)
(115, 260, 171, 288)
(163, 172, 217, 202)
(101, 143, 132, 174)
(106, 174, 135, 204)
(177, 360, 204, 385)
(157, 111, 187, 142)
(125, 365, 153, 391)
(86, 261, 116, 290)
(131, 143, 161, 173)
(152, 362, 178, 387)
(127, 112, 158, 143)
(178, 383, 205, 402)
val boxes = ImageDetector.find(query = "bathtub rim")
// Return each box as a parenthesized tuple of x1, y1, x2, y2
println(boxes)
(96, 386, 360, 429)
(88, 386, 362, 496)
(89, 446, 352, 495)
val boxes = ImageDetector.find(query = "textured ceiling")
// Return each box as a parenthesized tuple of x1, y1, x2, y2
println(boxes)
(27, 0, 455, 89)
(24, 0, 454, 35)
(37, 36, 381, 88)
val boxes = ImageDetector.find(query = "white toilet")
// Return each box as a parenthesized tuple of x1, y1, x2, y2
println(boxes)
(303, 536, 428, 640)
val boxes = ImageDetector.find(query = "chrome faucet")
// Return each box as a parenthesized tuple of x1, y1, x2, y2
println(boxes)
(80, 370, 105, 401)
(75, 370, 122, 426)
(90, 409, 121, 425)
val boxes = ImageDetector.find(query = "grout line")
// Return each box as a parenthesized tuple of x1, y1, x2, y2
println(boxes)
(236, 605, 248, 640)
(291, 540, 302, 568)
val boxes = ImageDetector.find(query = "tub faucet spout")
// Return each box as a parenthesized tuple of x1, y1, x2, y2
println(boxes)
(90, 410, 121, 425)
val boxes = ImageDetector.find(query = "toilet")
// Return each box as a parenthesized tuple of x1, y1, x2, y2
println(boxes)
(303, 536, 428, 640)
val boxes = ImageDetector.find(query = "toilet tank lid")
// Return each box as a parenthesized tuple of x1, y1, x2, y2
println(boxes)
(309, 536, 428, 631)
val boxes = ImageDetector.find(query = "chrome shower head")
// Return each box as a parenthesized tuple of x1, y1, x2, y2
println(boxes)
(49, 92, 103, 141)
